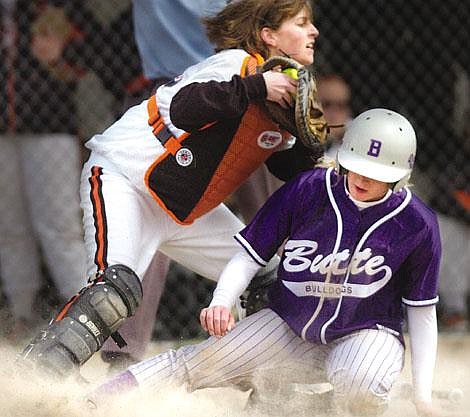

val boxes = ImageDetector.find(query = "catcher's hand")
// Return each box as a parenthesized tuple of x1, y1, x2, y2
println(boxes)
(238, 268, 277, 318)
(260, 56, 328, 150)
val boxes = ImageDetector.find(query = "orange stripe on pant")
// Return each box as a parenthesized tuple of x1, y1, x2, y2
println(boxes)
(89, 166, 108, 271)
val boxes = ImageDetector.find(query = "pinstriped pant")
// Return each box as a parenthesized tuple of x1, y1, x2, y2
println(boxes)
(128, 308, 404, 414)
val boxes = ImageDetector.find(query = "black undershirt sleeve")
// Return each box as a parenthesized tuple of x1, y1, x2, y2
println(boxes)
(265, 140, 322, 182)
(169, 73, 266, 131)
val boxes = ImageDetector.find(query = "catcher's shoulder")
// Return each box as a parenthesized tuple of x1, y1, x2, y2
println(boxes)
(206, 49, 253, 69)
(194, 49, 259, 82)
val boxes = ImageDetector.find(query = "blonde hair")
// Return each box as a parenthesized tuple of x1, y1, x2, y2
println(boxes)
(315, 155, 337, 169)
(204, 0, 313, 59)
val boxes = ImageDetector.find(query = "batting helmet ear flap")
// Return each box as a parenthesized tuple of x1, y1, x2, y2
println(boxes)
(334, 153, 348, 177)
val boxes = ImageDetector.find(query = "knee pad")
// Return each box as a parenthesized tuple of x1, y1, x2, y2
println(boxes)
(21, 264, 142, 378)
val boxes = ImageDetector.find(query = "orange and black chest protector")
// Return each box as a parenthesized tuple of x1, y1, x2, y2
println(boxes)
(145, 54, 291, 225)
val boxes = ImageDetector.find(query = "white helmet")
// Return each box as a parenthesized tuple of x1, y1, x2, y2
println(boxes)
(337, 108, 416, 189)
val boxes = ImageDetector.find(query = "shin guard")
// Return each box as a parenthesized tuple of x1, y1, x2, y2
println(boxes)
(21, 264, 142, 378)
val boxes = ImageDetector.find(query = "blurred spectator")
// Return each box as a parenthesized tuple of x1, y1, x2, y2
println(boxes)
(316, 73, 353, 159)
(60, 2, 151, 118)
(0, 1, 88, 342)
(314, 0, 469, 179)
(430, 113, 470, 331)
(132, 0, 226, 92)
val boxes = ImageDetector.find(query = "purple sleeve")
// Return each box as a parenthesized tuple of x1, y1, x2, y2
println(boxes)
(235, 173, 314, 265)
(402, 212, 441, 306)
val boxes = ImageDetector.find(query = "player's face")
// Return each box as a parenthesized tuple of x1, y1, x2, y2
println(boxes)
(263, 8, 319, 66)
(347, 171, 390, 202)
(317, 78, 352, 140)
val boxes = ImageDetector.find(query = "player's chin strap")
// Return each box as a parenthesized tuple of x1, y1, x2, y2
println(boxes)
(236, 254, 280, 320)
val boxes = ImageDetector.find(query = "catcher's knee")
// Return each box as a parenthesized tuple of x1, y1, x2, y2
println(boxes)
(21, 264, 142, 378)
(237, 255, 279, 319)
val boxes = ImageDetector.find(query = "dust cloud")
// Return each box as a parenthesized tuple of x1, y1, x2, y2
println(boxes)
(0, 335, 468, 417)
(0, 344, 250, 417)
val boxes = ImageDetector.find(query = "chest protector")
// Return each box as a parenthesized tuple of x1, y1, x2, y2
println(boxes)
(145, 54, 291, 225)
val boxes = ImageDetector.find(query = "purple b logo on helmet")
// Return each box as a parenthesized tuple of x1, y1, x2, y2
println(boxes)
(367, 139, 382, 157)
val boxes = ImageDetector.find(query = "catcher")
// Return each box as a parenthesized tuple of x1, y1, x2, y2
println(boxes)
(21, 0, 327, 378)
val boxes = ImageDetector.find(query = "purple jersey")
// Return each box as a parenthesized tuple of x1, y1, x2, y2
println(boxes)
(235, 168, 441, 344)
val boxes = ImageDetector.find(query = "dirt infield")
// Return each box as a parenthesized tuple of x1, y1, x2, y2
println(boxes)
(0, 334, 468, 417)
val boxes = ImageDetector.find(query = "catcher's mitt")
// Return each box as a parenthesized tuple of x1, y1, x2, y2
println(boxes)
(238, 264, 277, 318)
(260, 56, 328, 150)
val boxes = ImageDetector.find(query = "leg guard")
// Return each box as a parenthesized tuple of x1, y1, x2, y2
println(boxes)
(21, 264, 142, 378)
(237, 255, 279, 319)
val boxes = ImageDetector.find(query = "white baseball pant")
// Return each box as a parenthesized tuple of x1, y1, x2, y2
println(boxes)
(80, 155, 245, 283)
(128, 309, 404, 414)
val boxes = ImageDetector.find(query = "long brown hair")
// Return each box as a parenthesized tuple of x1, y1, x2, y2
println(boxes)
(204, 0, 313, 59)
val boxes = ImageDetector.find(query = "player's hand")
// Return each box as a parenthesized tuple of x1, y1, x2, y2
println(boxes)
(262, 70, 298, 109)
(200, 305, 235, 337)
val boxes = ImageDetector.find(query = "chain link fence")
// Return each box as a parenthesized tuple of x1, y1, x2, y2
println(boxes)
(1, 0, 469, 340)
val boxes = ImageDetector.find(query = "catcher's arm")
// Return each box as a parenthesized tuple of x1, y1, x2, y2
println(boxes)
(265, 138, 323, 181)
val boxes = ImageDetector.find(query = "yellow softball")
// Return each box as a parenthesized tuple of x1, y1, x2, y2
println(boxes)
(282, 68, 299, 80)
